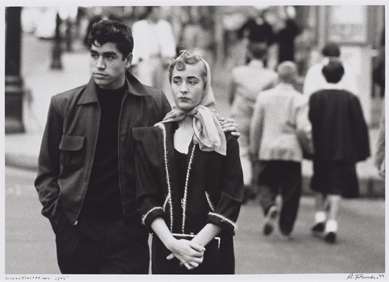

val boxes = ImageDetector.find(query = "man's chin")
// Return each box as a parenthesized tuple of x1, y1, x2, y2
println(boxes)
(93, 78, 108, 87)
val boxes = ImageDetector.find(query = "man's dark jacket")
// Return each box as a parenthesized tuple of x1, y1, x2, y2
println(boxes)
(35, 72, 171, 227)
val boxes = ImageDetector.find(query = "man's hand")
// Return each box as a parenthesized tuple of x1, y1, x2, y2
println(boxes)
(220, 117, 240, 138)
(167, 239, 205, 270)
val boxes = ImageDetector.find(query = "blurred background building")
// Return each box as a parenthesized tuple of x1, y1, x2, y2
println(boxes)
(5, 5, 385, 133)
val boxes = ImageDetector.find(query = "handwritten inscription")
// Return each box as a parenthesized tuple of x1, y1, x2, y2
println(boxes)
(347, 274, 385, 280)
(5, 277, 69, 281)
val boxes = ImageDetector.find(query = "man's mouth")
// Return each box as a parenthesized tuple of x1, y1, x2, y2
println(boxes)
(94, 73, 107, 78)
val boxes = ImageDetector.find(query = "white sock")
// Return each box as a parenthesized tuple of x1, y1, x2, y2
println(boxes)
(315, 211, 326, 223)
(325, 219, 338, 233)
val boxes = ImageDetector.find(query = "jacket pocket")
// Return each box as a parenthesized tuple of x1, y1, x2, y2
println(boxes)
(59, 135, 85, 173)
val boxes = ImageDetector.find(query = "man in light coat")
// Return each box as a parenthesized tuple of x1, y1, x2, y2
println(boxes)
(250, 61, 313, 237)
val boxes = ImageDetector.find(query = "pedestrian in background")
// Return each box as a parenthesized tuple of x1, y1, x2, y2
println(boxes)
(309, 59, 370, 244)
(303, 42, 358, 96)
(229, 43, 278, 202)
(374, 107, 385, 178)
(133, 51, 244, 274)
(273, 6, 301, 64)
(237, 7, 276, 65)
(250, 61, 313, 238)
(180, 11, 215, 67)
(131, 6, 176, 101)
(372, 29, 385, 178)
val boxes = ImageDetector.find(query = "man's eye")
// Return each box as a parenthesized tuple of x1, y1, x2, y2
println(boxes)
(90, 53, 98, 59)
(106, 56, 115, 60)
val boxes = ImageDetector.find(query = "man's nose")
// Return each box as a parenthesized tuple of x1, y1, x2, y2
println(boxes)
(96, 56, 105, 69)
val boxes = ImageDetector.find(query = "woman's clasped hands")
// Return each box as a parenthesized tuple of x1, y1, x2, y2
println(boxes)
(166, 238, 205, 270)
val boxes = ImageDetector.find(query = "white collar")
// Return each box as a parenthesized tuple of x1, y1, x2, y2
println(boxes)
(322, 82, 343, 90)
(248, 60, 264, 68)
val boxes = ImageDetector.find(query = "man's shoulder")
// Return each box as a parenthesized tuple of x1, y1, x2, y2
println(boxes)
(258, 86, 280, 98)
(138, 83, 167, 103)
(52, 84, 87, 101)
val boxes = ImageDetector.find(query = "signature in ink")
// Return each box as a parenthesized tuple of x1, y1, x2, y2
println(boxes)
(347, 273, 385, 280)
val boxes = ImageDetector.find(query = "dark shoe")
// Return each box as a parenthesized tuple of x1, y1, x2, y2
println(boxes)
(279, 229, 293, 240)
(324, 231, 336, 243)
(262, 206, 279, 236)
(311, 222, 325, 233)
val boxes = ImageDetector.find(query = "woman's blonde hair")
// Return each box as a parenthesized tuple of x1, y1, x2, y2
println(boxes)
(168, 50, 208, 88)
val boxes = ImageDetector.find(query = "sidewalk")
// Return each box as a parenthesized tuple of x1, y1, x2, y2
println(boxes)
(4, 34, 385, 198)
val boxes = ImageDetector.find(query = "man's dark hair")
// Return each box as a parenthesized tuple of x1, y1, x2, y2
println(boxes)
(322, 42, 341, 57)
(322, 59, 345, 84)
(248, 43, 268, 60)
(88, 20, 134, 59)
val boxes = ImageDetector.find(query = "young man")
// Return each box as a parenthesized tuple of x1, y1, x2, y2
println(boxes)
(249, 61, 313, 238)
(34, 20, 237, 274)
(309, 60, 370, 243)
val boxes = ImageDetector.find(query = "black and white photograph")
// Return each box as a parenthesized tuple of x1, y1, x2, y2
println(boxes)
(2, 1, 386, 281)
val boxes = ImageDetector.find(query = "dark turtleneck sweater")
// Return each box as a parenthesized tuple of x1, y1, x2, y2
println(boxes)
(80, 84, 126, 219)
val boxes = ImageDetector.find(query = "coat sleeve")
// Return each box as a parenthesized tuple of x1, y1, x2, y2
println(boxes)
(133, 127, 168, 232)
(349, 95, 370, 162)
(34, 96, 63, 223)
(295, 96, 314, 156)
(249, 96, 264, 158)
(206, 135, 244, 235)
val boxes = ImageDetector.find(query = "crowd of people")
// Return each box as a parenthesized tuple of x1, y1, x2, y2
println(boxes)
(33, 6, 383, 275)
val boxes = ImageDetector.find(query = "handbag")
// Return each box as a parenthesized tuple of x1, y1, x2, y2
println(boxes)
(152, 233, 221, 274)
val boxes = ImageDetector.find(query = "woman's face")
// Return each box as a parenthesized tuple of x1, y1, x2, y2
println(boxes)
(171, 63, 205, 112)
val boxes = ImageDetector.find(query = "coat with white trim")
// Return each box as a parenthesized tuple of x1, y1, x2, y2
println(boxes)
(132, 122, 244, 236)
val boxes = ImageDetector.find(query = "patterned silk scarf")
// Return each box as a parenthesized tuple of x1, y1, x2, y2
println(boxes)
(162, 58, 227, 156)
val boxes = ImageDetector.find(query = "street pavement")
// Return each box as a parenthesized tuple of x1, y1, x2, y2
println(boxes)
(4, 166, 385, 277)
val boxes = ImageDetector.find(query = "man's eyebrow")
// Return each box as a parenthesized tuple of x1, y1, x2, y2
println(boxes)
(90, 50, 118, 56)
(102, 51, 118, 56)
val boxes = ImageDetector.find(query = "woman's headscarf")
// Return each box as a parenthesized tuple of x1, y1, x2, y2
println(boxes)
(162, 56, 227, 156)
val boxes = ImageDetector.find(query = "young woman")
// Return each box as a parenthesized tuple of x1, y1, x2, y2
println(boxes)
(132, 51, 244, 274)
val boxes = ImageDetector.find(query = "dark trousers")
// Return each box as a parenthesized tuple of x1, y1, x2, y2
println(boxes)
(256, 160, 302, 235)
(54, 209, 150, 274)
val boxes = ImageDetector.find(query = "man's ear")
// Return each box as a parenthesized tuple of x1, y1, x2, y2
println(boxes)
(125, 53, 133, 68)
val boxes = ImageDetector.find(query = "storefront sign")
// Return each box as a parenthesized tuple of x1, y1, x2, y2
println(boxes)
(327, 6, 367, 43)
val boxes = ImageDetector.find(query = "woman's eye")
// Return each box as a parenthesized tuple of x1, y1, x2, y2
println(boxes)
(188, 80, 198, 85)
